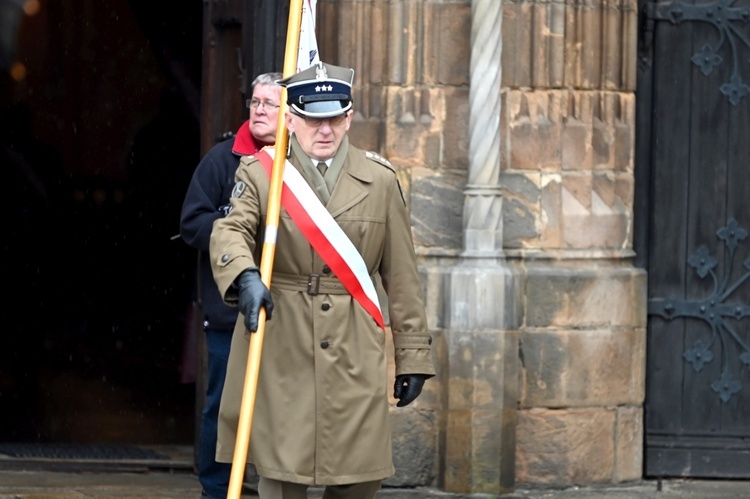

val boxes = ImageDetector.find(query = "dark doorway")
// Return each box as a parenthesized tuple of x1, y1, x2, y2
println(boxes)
(1, 0, 202, 448)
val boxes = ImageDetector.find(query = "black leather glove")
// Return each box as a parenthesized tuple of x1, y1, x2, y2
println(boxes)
(394, 374, 427, 407)
(236, 268, 274, 332)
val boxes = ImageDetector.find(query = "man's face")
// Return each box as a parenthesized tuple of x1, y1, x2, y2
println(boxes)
(286, 110, 352, 161)
(249, 84, 282, 143)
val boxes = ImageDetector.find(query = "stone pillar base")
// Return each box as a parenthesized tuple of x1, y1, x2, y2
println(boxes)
(440, 259, 522, 494)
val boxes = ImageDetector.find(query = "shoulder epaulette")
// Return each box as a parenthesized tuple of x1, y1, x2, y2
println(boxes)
(366, 151, 407, 205)
(239, 154, 260, 164)
(365, 151, 396, 172)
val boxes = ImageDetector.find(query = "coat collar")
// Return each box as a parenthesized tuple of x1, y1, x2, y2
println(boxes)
(288, 135, 370, 217)
(231, 120, 271, 156)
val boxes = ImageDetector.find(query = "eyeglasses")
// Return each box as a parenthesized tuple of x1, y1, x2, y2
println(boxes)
(295, 113, 348, 128)
(247, 98, 280, 110)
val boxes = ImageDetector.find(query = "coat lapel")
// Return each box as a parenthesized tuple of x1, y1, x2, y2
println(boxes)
(287, 136, 372, 218)
(327, 145, 371, 218)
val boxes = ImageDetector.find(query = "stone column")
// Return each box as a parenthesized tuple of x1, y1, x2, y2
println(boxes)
(464, 0, 503, 257)
(442, 0, 521, 494)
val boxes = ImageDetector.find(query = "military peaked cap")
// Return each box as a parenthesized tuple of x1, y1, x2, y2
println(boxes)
(277, 62, 355, 118)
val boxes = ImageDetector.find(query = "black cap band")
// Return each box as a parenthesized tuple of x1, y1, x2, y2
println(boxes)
(298, 93, 350, 104)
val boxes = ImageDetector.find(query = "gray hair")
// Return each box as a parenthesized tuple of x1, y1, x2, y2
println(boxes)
(252, 72, 282, 88)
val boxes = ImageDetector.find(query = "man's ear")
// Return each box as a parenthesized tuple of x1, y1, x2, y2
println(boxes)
(285, 112, 295, 132)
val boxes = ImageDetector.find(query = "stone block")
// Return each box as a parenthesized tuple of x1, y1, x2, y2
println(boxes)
(515, 408, 616, 485)
(349, 76, 380, 119)
(519, 326, 646, 407)
(444, 408, 515, 494)
(621, 3, 639, 91)
(505, 91, 565, 171)
(615, 175, 635, 248)
(500, 90, 511, 172)
(500, 91, 638, 251)
(444, 409, 472, 489)
(615, 117, 634, 172)
(366, 1, 388, 85)
(504, 167, 636, 253)
(463, 190, 504, 254)
(562, 117, 591, 171)
(411, 169, 464, 251)
(442, 87, 470, 171)
(419, 264, 449, 331)
(562, 212, 628, 249)
(524, 263, 647, 328)
(593, 172, 616, 206)
(422, 328, 447, 409)
(539, 173, 562, 248)
(592, 118, 615, 170)
(531, 2, 566, 88)
(502, 2, 533, 88)
(447, 262, 522, 331)
(349, 115, 381, 155)
(446, 329, 520, 410)
(580, 7, 605, 89)
(445, 332, 474, 410)
(442, 327, 520, 492)
(614, 405, 644, 482)
(384, 87, 445, 169)
(562, 172, 592, 209)
(386, 408, 438, 488)
(424, 2, 471, 86)
(503, 0, 635, 91)
(424, 133, 442, 170)
(501, 171, 543, 249)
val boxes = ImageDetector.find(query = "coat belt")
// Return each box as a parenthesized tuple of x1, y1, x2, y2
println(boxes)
(271, 272, 352, 295)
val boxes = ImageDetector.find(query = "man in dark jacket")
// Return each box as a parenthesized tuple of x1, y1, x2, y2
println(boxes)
(179, 71, 281, 499)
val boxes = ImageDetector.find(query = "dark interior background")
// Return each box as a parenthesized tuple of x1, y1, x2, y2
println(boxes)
(1, 0, 205, 445)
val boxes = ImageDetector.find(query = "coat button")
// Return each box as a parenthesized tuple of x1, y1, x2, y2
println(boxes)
(221, 254, 230, 262)
(321, 340, 329, 349)
(321, 303, 330, 311)
(322, 265, 331, 274)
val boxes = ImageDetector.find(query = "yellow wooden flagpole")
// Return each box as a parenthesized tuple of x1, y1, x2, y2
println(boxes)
(226, 1, 304, 497)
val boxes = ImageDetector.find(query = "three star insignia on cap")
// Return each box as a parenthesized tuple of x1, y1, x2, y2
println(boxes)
(315, 85, 334, 92)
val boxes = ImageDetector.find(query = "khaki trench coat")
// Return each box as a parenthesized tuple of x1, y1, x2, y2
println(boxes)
(210, 137, 435, 485)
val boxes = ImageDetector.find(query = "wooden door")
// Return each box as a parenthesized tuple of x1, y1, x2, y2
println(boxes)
(635, 0, 750, 478)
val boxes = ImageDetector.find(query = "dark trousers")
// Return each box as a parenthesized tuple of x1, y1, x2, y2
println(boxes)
(199, 328, 233, 499)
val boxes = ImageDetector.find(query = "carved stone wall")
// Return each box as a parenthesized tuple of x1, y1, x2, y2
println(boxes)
(503, 0, 646, 486)
(318, 0, 470, 251)
(317, 0, 646, 492)
(317, 0, 473, 490)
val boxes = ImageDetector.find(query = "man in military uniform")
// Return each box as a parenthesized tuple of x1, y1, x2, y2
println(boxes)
(209, 62, 435, 499)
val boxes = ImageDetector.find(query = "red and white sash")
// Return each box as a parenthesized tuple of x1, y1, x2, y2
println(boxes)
(255, 148, 385, 329)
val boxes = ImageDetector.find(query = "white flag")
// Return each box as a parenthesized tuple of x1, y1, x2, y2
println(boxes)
(297, 0, 320, 72)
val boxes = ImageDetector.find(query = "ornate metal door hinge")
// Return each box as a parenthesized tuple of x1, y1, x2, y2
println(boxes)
(643, 0, 750, 105)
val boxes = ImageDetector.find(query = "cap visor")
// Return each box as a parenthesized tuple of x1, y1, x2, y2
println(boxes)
(296, 101, 347, 118)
